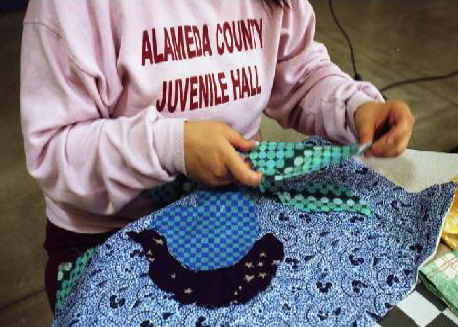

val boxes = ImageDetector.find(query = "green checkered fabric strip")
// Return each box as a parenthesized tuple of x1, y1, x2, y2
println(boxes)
(276, 182, 372, 216)
(55, 248, 95, 313)
(419, 249, 458, 316)
(248, 141, 372, 216)
(249, 141, 370, 193)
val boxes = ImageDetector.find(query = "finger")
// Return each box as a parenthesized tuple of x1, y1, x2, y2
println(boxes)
(224, 144, 262, 186)
(380, 134, 410, 158)
(357, 118, 377, 145)
(244, 158, 254, 169)
(373, 130, 411, 157)
(371, 104, 414, 157)
(371, 120, 412, 156)
(385, 120, 412, 147)
(364, 148, 373, 158)
(223, 126, 257, 152)
(359, 116, 387, 157)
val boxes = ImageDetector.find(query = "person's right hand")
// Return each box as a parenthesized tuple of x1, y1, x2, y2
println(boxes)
(184, 121, 262, 187)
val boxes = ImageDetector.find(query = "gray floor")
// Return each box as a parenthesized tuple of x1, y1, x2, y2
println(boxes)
(0, 1, 457, 326)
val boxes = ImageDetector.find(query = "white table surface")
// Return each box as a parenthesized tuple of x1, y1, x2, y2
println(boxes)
(360, 149, 458, 192)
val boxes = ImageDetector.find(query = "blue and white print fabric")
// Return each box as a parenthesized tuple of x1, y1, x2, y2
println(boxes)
(52, 137, 456, 327)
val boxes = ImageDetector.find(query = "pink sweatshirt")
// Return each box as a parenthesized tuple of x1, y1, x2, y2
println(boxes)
(20, 0, 383, 233)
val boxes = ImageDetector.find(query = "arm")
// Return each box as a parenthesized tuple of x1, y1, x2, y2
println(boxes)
(266, 0, 384, 144)
(20, 23, 185, 216)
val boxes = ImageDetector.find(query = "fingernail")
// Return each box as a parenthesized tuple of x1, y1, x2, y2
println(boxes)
(387, 137, 394, 145)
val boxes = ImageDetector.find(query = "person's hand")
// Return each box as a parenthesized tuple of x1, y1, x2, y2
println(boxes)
(354, 100, 415, 157)
(184, 121, 262, 187)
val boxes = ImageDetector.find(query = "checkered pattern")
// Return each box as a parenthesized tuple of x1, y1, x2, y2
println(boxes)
(150, 191, 259, 271)
(249, 141, 370, 193)
(419, 249, 458, 316)
(276, 182, 372, 216)
(248, 142, 373, 216)
(377, 283, 458, 327)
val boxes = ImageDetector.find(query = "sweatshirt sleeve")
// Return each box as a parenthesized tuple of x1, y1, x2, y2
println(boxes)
(265, 0, 384, 144)
(20, 23, 186, 216)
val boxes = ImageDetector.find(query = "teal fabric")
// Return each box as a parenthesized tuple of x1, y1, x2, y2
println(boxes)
(249, 141, 372, 216)
(249, 142, 370, 193)
(276, 182, 372, 216)
(55, 248, 95, 313)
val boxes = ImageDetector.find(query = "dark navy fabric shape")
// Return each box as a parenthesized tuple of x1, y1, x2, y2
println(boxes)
(51, 137, 456, 327)
(128, 229, 284, 308)
(149, 190, 259, 271)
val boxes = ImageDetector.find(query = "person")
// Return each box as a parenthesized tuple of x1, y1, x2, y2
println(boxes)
(20, 0, 414, 312)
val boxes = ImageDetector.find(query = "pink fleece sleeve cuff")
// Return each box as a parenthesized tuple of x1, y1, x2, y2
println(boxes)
(152, 118, 187, 176)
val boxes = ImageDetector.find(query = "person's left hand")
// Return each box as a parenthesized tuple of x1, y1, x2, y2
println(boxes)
(354, 100, 415, 158)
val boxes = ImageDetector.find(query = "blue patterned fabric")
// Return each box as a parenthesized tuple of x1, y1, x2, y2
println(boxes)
(149, 191, 259, 270)
(52, 137, 456, 327)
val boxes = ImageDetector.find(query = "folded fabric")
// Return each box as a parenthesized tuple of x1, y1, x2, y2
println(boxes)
(275, 182, 372, 216)
(51, 137, 456, 327)
(249, 141, 371, 193)
(442, 175, 458, 249)
(419, 249, 458, 316)
(249, 141, 373, 217)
